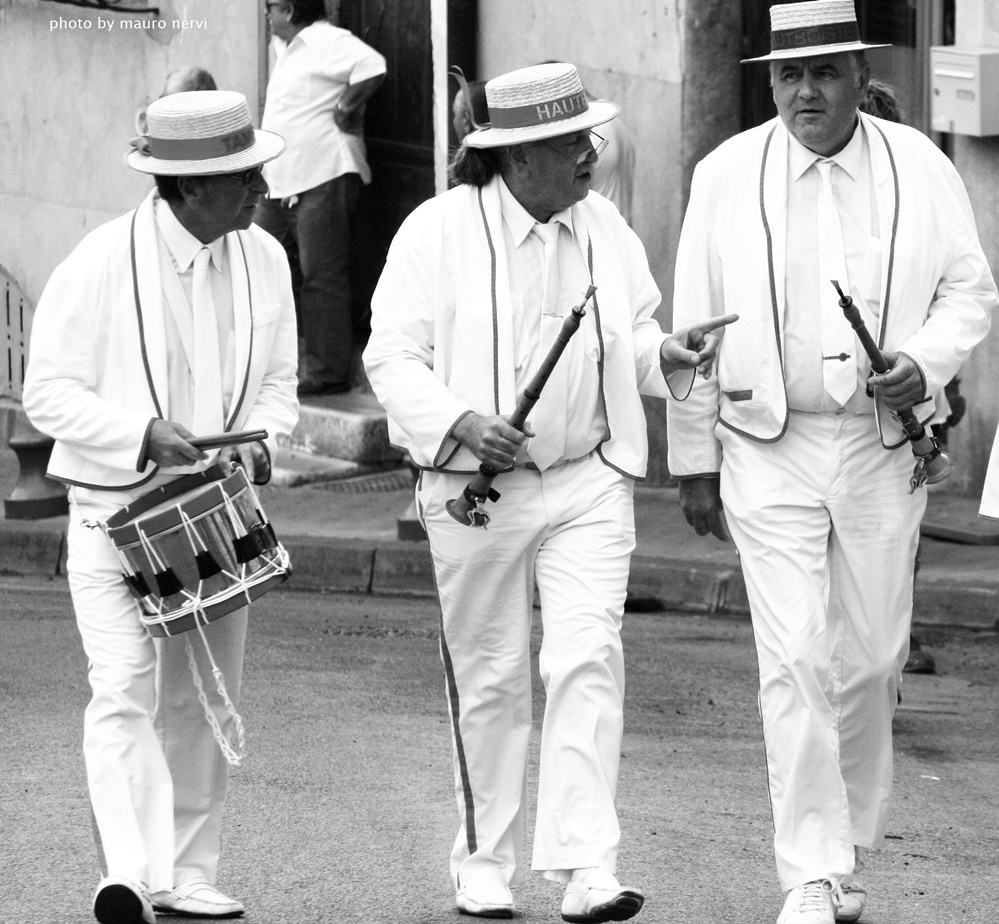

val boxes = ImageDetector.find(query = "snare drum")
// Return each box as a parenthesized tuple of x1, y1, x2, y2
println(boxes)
(104, 465, 291, 637)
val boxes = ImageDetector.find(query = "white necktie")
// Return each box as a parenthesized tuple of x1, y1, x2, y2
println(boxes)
(192, 246, 225, 435)
(815, 159, 857, 406)
(528, 222, 567, 471)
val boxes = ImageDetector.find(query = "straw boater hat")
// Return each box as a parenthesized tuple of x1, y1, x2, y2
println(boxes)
(125, 90, 284, 175)
(463, 63, 619, 149)
(742, 0, 890, 63)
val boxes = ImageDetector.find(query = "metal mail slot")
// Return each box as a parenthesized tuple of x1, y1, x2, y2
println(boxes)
(930, 46, 999, 137)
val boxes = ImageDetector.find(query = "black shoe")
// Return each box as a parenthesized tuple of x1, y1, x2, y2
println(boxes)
(297, 379, 351, 396)
(904, 648, 936, 674)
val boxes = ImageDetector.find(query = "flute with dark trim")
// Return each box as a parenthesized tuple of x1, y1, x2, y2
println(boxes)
(831, 279, 953, 493)
(445, 285, 597, 528)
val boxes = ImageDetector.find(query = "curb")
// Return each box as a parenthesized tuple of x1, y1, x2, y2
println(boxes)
(0, 521, 995, 631)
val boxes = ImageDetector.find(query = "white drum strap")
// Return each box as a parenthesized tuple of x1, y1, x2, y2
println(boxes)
(184, 625, 246, 767)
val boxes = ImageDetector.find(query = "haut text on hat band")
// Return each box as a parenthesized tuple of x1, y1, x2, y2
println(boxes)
(771, 21, 860, 52)
(489, 90, 588, 130)
(147, 126, 256, 162)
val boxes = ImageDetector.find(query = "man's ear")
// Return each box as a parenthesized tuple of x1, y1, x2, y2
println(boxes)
(176, 175, 204, 206)
(507, 142, 532, 173)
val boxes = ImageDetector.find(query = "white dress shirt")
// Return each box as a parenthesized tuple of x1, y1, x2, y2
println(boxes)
(262, 21, 387, 198)
(498, 179, 607, 465)
(154, 197, 236, 431)
(784, 119, 881, 414)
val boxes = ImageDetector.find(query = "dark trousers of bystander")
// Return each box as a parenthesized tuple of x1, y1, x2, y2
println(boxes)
(256, 173, 362, 390)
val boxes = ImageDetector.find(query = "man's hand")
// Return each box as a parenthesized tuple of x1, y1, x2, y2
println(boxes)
(333, 104, 365, 135)
(661, 314, 739, 378)
(452, 412, 532, 470)
(678, 476, 729, 541)
(219, 440, 270, 484)
(146, 419, 207, 468)
(868, 352, 925, 412)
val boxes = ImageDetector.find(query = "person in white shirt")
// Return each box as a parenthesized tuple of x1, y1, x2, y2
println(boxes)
(364, 62, 733, 924)
(257, 0, 386, 395)
(23, 91, 299, 924)
(667, 4, 996, 923)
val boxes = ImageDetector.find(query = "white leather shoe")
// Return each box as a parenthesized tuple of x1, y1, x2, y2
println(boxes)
(93, 877, 155, 924)
(150, 877, 244, 918)
(835, 877, 866, 923)
(561, 868, 644, 923)
(776, 879, 840, 924)
(455, 881, 515, 918)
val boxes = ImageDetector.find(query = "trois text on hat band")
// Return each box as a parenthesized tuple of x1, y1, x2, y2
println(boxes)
(771, 21, 860, 51)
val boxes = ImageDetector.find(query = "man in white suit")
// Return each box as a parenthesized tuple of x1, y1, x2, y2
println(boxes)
(23, 91, 298, 924)
(667, 3, 996, 924)
(364, 62, 732, 923)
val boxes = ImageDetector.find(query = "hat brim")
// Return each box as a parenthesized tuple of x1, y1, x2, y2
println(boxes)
(742, 41, 890, 63)
(463, 99, 620, 149)
(124, 129, 286, 175)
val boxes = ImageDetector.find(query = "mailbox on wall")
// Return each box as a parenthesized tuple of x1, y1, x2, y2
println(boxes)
(930, 46, 999, 137)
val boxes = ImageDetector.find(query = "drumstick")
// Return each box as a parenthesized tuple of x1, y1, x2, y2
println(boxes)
(189, 429, 269, 450)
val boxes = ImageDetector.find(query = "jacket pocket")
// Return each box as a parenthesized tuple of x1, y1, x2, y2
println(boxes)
(252, 306, 281, 328)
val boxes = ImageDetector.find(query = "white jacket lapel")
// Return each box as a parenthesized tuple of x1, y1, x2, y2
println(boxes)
(226, 230, 252, 428)
(131, 190, 170, 418)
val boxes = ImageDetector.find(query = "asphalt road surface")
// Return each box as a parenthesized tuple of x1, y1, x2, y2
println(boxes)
(2, 578, 997, 923)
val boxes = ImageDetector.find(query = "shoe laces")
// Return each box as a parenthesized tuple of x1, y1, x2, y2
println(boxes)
(791, 880, 835, 913)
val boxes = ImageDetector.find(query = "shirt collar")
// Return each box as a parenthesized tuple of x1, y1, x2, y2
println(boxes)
(789, 114, 864, 182)
(285, 19, 328, 51)
(497, 176, 575, 247)
(155, 194, 225, 273)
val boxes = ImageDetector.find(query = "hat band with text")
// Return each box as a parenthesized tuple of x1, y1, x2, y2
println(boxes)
(771, 20, 860, 51)
(488, 90, 589, 130)
(147, 125, 256, 161)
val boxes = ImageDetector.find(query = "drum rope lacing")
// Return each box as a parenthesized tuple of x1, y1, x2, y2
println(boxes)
(103, 475, 289, 766)
(185, 627, 246, 766)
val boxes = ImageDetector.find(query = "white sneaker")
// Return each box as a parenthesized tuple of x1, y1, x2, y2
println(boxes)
(149, 877, 244, 918)
(835, 877, 866, 922)
(836, 847, 867, 922)
(776, 879, 841, 924)
(455, 881, 515, 918)
(561, 867, 644, 923)
(92, 877, 155, 924)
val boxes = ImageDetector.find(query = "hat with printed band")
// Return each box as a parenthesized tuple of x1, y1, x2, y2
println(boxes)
(125, 90, 285, 175)
(742, 0, 890, 64)
(463, 63, 619, 149)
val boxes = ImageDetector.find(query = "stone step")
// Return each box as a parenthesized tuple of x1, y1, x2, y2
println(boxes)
(281, 390, 403, 467)
(269, 447, 377, 488)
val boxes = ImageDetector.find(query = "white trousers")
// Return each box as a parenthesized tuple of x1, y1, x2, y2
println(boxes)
(719, 411, 925, 890)
(418, 454, 635, 890)
(67, 487, 247, 894)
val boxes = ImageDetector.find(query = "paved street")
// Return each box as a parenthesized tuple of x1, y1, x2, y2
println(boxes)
(2, 578, 997, 923)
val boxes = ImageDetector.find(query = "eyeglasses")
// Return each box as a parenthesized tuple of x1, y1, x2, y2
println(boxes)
(213, 166, 263, 186)
(540, 131, 608, 164)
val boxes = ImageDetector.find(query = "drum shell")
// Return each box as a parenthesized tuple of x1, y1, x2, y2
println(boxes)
(105, 467, 289, 637)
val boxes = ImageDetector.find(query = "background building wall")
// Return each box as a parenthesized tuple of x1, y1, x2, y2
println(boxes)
(0, 0, 262, 308)
(946, 0, 999, 494)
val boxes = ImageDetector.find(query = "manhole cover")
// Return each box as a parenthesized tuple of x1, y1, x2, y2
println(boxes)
(314, 469, 414, 493)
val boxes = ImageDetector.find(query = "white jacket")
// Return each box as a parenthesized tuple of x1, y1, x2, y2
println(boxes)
(668, 113, 996, 477)
(23, 190, 299, 491)
(363, 177, 674, 479)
